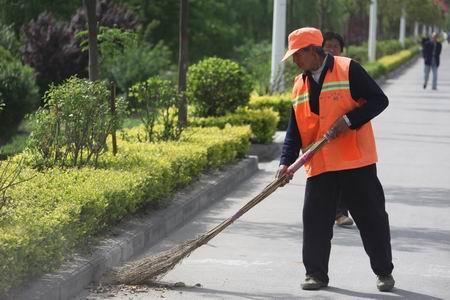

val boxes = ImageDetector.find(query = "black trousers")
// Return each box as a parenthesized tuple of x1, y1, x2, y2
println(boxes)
(302, 164, 394, 283)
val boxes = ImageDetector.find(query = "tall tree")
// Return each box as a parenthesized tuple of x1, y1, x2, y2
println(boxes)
(317, 0, 329, 30)
(178, 0, 188, 127)
(85, 0, 99, 81)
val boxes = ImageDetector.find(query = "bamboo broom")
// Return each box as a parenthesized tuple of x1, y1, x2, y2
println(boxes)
(110, 135, 330, 285)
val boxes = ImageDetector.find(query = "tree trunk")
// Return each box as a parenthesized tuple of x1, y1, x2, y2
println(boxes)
(178, 0, 189, 127)
(85, 0, 100, 81)
(318, 0, 327, 31)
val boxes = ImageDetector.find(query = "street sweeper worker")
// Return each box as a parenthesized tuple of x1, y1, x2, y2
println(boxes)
(276, 27, 395, 292)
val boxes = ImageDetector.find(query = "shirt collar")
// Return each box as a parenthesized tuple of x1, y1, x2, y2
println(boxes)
(302, 54, 335, 82)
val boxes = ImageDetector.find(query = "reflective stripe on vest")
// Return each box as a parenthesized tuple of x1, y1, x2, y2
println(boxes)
(292, 56, 378, 177)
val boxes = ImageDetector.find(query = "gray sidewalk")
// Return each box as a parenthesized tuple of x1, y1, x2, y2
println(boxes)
(78, 45, 450, 299)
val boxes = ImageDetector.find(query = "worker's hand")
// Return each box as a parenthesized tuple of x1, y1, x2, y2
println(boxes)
(275, 165, 294, 187)
(325, 116, 351, 140)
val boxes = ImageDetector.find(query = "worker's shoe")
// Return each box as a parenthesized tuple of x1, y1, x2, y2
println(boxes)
(301, 276, 328, 290)
(335, 215, 354, 226)
(376, 274, 395, 292)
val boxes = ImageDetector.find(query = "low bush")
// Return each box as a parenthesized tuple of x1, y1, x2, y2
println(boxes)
(362, 46, 420, 79)
(128, 76, 180, 142)
(346, 45, 367, 63)
(248, 94, 291, 129)
(347, 39, 413, 65)
(363, 61, 387, 79)
(377, 39, 403, 58)
(189, 108, 279, 144)
(188, 57, 253, 117)
(404, 37, 418, 49)
(378, 47, 420, 73)
(27, 77, 127, 168)
(0, 125, 251, 295)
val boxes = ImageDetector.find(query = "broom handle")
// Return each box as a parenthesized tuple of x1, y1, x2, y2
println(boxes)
(198, 135, 330, 246)
(287, 136, 329, 173)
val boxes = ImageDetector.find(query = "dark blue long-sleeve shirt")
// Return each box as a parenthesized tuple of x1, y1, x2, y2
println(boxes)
(279, 55, 389, 166)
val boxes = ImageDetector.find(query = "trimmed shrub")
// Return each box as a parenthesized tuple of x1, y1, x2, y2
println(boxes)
(404, 37, 418, 49)
(346, 45, 367, 63)
(189, 108, 279, 144)
(363, 62, 387, 79)
(378, 47, 420, 73)
(0, 48, 39, 142)
(377, 39, 403, 58)
(347, 39, 411, 65)
(27, 77, 127, 168)
(128, 76, 180, 142)
(361, 46, 420, 79)
(0, 125, 251, 295)
(248, 94, 291, 129)
(188, 57, 252, 117)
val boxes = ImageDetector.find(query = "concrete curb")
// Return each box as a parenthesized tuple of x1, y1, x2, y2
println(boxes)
(10, 156, 259, 300)
(249, 143, 282, 161)
(249, 131, 286, 162)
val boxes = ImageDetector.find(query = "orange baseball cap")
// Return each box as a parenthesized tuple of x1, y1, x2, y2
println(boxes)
(281, 27, 323, 62)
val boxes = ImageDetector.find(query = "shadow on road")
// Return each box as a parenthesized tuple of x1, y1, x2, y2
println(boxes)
(385, 185, 450, 208)
(326, 286, 444, 300)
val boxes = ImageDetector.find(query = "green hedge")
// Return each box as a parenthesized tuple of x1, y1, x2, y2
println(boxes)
(248, 94, 291, 130)
(363, 62, 387, 79)
(0, 125, 251, 295)
(347, 39, 419, 64)
(377, 47, 421, 73)
(363, 46, 420, 79)
(189, 108, 279, 144)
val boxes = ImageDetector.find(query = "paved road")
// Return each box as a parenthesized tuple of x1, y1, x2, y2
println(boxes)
(77, 46, 450, 300)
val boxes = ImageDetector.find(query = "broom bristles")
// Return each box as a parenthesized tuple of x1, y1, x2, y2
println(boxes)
(111, 236, 203, 285)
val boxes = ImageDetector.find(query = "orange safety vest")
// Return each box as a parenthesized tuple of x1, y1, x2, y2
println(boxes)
(292, 56, 378, 177)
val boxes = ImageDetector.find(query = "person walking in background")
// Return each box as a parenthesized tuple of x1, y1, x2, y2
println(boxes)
(322, 31, 354, 227)
(423, 32, 442, 90)
(277, 27, 395, 292)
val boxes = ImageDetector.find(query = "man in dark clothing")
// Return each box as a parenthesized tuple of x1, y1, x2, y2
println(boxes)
(277, 27, 395, 292)
(423, 32, 442, 90)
